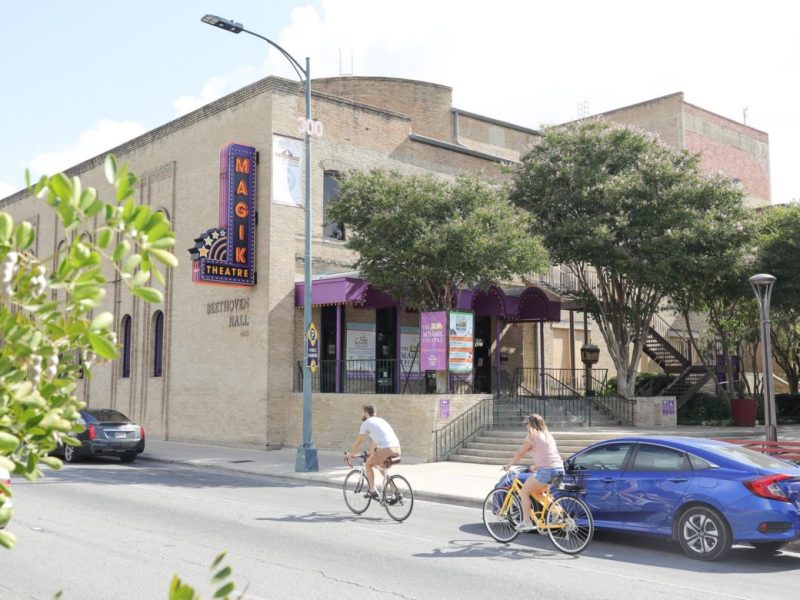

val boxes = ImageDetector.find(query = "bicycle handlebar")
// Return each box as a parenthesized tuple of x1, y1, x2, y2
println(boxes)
(344, 451, 369, 468)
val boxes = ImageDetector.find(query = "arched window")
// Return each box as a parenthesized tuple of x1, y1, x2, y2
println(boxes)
(121, 315, 132, 378)
(152, 310, 164, 377)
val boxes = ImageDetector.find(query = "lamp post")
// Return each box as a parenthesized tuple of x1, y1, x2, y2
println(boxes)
(202, 14, 318, 471)
(580, 343, 600, 397)
(749, 273, 778, 443)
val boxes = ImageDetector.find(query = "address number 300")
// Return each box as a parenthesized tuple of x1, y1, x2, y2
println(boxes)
(297, 117, 324, 138)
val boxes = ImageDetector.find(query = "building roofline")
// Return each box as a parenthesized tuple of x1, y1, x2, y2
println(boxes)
(312, 75, 453, 93)
(682, 100, 768, 136)
(1, 75, 412, 209)
(452, 108, 540, 136)
(408, 133, 519, 164)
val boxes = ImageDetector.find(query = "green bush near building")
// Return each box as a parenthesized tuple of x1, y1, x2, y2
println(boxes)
(678, 392, 732, 425)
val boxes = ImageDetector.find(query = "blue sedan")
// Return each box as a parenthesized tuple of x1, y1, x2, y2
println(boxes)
(563, 436, 800, 560)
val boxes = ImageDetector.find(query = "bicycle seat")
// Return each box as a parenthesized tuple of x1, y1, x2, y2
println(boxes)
(383, 454, 401, 468)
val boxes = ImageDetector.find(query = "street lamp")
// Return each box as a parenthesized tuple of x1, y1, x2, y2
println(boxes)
(749, 273, 778, 443)
(202, 14, 318, 472)
(580, 343, 600, 396)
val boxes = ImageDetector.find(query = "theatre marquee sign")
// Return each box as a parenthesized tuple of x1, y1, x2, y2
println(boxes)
(189, 143, 257, 287)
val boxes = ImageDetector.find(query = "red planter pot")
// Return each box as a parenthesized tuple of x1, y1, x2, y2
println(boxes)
(730, 397, 757, 427)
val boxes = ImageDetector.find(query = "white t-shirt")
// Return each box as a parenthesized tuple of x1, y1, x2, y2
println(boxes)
(359, 417, 400, 449)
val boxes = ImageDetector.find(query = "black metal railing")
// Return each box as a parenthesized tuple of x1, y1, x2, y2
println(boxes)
(591, 375, 635, 425)
(511, 367, 608, 398)
(294, 359, 480, 395)
(433, 397, 494, 461)
(649, 312, 692, 364)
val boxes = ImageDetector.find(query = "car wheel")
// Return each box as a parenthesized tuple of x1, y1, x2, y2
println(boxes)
(63, 444, 80, 464)
(120, 452, 137, 463)
(677, 506, 731, 561)
(751, 542, 784, 556)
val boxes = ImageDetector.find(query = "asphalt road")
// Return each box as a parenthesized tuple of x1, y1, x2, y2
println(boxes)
(2, 459, 799, 600)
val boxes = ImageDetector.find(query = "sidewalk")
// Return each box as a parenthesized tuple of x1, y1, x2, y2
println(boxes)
(141, 439, 502, 507)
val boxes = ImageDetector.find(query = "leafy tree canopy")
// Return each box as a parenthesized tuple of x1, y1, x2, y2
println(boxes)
(327, 170, 549, 311)
(510, 119, 747, 397)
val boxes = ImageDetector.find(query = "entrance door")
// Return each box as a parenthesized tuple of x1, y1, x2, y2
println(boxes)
(320, 306, 338, 392)
(375, 308, 397, 393)
(474, 316, 492, 393)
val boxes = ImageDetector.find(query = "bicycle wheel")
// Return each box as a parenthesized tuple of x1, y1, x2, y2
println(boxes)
(343, 469, 371, 514)
(482, 487, 522, 543)
(545, 495, 594, 554)
(383, 474, 414, 522)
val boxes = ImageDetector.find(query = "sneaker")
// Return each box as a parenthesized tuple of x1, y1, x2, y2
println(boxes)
(514, 521, 537, 532)
(363, 491, 379, 500)
(387, 494, 402, 506)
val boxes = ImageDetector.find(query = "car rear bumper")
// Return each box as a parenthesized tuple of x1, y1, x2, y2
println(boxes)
(79, 440, 145, 457)
(729, 498, 800, 543)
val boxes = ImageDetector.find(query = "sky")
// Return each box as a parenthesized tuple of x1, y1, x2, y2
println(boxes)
(1, 1, 799, 202)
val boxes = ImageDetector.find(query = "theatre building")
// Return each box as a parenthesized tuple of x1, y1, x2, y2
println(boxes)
(0, 77, 771, 459)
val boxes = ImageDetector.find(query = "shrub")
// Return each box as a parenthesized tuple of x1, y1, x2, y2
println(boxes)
(678, 392, 732, 425)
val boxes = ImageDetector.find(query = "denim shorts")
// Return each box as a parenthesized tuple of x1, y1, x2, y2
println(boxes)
(534, 467, 565, 484)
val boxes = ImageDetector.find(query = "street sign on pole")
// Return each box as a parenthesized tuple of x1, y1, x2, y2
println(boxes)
(307, 321, 319, 374)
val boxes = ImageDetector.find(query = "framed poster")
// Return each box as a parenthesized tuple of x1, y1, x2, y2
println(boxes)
(448, 311, 474, 373)
(420, 311, 447, 371)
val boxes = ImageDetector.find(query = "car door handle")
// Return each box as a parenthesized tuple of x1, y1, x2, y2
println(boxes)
(602, 477, 617, 483)
(668, 477, 688, 483)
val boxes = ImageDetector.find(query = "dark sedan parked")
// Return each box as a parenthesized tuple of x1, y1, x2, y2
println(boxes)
(56, 409, 145, 463)
(562, 436, 800, 561)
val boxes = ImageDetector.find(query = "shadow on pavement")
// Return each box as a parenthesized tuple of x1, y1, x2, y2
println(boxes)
(23, 457, 303, 490)
(444, 524, 800, 573)
(256, 510, 386, 524)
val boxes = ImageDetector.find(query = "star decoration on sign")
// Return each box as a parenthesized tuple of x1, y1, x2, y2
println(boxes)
(188, 227, 227, 261)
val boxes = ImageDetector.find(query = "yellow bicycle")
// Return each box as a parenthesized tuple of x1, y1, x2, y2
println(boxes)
(482, 467, 594, 554)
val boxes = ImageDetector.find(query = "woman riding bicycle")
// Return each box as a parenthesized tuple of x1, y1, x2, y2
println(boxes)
(502, 413, 564, 532)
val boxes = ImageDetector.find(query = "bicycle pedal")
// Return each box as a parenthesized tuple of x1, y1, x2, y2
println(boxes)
(363, 491, 379, 500)
(387, 495, 402, 505)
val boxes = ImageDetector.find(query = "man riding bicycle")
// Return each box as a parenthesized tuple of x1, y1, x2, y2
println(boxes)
(346, 404, 401, 499)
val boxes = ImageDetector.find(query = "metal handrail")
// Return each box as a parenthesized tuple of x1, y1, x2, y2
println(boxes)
(592, 375, 635, 425)
(433, 398, 494, 461)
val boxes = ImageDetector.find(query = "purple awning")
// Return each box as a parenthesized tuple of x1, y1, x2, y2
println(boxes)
(296, 277, 560, 320)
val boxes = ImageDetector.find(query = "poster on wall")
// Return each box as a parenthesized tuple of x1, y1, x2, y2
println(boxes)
(345, 323, 376, 363)
(272, 134, 303, 207)
(448, 311, 474, 373)
(400, 327, 420, 376)
(420, 312, 447, 371)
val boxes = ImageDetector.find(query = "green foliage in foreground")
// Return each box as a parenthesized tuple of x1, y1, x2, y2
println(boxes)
(0, 157, 177, 548)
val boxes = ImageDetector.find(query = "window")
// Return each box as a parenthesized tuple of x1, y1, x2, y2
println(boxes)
(152, 310, 164, 377)
(631, 444, 690, 471)
(323, 171, 345, 240)
(572, 443, 633, 471)
(121, 315, 132, 378)
(688, 454, 714, 471)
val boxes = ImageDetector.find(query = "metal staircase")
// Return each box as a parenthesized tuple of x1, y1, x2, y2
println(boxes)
(528, 266, 712, 408)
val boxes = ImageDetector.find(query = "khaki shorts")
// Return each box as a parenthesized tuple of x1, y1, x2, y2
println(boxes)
(370, 446, 401, 468)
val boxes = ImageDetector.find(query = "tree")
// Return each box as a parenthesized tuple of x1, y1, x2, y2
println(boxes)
(511, 118, 747, 398)
(755, 203, 800, 393)
(327, 170, 549, 311)
(0, 157, 177, 548)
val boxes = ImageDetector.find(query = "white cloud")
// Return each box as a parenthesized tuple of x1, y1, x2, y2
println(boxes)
(173, 65, 266, 115)
(27, 118, 147, 179)
(0, 180, 16, 199)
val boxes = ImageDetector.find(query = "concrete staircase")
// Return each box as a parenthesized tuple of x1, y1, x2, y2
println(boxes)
(448, 429, 628, 465)
(447, 427, 759, 465)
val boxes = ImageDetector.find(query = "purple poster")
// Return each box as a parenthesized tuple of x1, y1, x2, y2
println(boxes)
(440, 398, 450, 420)
(420, 311, 447, 371)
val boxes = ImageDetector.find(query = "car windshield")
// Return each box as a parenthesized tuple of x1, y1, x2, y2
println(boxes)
(705, 444, 797, 471)
(86, 409, 131, 423)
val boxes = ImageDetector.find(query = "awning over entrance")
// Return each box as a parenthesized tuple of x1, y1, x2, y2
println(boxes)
(294, 273, 397, 309)
(295, 275, 561, 321)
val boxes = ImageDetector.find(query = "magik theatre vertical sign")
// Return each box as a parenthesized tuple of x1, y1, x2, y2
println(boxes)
(189, 143, 257, 286)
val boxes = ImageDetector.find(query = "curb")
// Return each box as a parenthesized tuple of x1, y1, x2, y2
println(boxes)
(137, 454, 484, 510)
